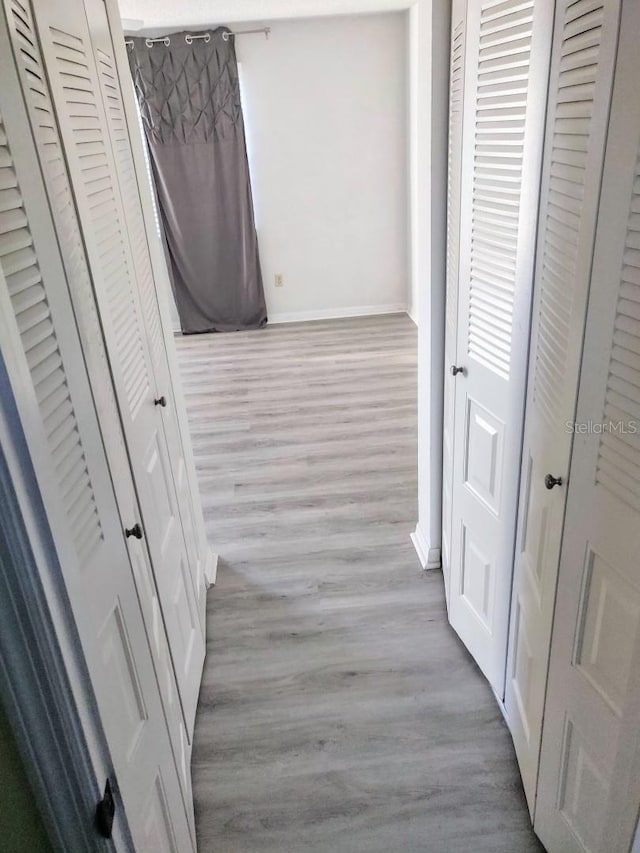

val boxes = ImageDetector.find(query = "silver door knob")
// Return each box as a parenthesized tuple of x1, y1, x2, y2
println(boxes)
(450, 365, 464, 376)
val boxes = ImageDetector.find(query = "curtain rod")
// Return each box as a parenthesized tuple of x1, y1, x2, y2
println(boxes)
(223, 27, 271, 41)
(124, 27, 271, 47)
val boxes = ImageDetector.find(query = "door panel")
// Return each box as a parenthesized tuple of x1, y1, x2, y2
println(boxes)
(0, 41, 193, 847)
(141, 774, 179, 853)
(460, 524, 495, 631)
(28, 0, 203, 732)
(448, 0, 554, 693)
(536, 5, 640, 849)
(506, 0, 621, 811)
(463, 397, 503, 512)
(99, 602, 148, 760)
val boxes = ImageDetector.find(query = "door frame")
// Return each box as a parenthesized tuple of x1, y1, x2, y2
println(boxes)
(410, 0, 451, 571)
(115, 0, 449, 577)
(0, 350, 131, 852)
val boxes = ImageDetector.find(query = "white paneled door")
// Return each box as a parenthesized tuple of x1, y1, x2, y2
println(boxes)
(0, 17, 192, 846)
(3, 0, 194, 805)
(447, 0, 553, 693)
(84, 0, 207, 628)
(29, 0, 204, 732)
(505, 0, 621, 811)
(536, 2, 640, 849)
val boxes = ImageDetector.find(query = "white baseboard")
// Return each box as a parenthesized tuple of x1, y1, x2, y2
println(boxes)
(204, 549, 218, 587)
(411, 524, 441, 570)
(172, 304, 411, 330)
(267, 303, 408, 325)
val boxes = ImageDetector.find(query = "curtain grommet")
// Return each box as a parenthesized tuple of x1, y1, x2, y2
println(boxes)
(145, 37, 170, 47)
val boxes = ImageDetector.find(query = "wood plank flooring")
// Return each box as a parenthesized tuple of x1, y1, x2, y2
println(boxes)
(175, 314, 543, 853)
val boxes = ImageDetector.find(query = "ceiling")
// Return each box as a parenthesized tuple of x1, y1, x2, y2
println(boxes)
(119, 0, 413, 31)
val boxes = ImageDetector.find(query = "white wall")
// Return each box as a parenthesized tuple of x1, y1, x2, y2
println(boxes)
(237, 14, 409, 323)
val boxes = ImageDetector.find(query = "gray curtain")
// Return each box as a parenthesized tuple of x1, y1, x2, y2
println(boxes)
(128, 28, 267, 333)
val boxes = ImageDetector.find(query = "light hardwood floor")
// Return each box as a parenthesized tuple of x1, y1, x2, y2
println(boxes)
(175, 314, 543, 853)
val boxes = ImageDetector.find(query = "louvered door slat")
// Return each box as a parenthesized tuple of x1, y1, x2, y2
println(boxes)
(595, 154, 640, 511)
(505, 0, 621, 813)
(0, 129, 102, 565)
(93, 42, 164, 372)
(533, 8, 606, 421)
(46, 24, 153, 423)
(469, 0, 534, 380)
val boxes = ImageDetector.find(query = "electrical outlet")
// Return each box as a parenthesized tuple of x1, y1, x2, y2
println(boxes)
(274, 273, 284, 287)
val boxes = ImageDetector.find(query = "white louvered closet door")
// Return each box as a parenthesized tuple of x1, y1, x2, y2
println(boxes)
(3, 0, 195, 813)
(505, 0, 621, 812)
(29, 0, 204, 733)
(442, 0, 466, 607)
(83, 0, 207, 626)
(0, 16, 192, 848)
(536, 3, 640, 849)
(447, 0, 553, 693)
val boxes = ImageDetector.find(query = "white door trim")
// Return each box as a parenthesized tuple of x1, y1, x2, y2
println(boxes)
(410, 0, 450, 573)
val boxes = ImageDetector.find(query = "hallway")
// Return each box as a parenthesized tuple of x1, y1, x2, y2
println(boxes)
(175, 314, 542, 852)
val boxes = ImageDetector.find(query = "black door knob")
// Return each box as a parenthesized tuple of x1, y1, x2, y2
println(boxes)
(125, 523, 143, 539)
(154, 396, 167, 407)
(95, 779, 115, 839)
(544, 474, 563, 490)
(450, 365, 464, 376)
